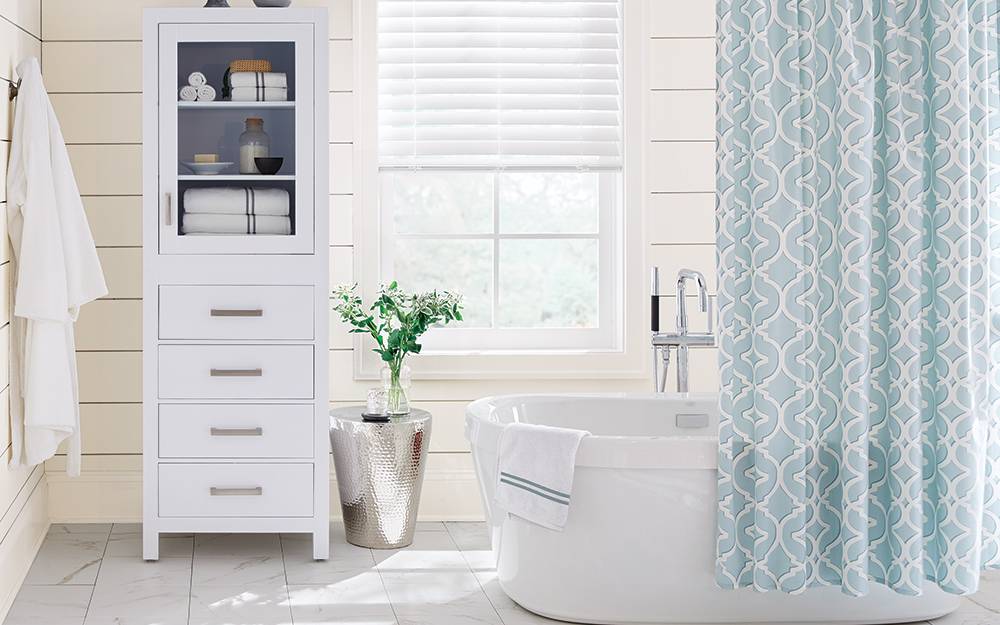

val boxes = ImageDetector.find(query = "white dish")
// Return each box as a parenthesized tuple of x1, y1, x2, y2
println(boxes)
(180, 161, 233, 175)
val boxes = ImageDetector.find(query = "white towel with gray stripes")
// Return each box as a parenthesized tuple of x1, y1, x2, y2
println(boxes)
(493, 422, 590, 531)
(183, 187, 290, 216)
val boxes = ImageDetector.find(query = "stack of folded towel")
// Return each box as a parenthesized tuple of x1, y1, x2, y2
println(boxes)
(179, 71, 216, 102)
(181, 187, 291, 235)
(230, 72, 288, 102)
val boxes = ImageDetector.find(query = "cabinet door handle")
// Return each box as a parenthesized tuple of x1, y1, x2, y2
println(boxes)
(210, 427, 263, 437)
(210, 368, 263, 377)
(210, 309, 263, 317)
(210, 487, 262, 497)
(165, 192, 172, 226)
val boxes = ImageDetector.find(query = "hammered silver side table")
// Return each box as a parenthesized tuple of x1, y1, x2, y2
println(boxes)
(329, 407, 431, 549)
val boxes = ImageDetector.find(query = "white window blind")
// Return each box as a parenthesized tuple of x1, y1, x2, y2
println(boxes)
(378, 0, 623, 168)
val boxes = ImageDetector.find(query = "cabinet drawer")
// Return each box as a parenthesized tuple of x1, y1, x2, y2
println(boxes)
(159, 404, 314, 458)
(158, 345, 314, 399)
(159, 285, 314, 340)
(159, 463, 313, 518)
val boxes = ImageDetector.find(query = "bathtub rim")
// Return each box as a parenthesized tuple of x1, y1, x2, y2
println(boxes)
(465, 392, 719, 470)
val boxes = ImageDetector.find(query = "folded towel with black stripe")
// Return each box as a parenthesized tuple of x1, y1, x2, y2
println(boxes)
(230, 72, 288, 89)
(183, 187, 290, 216)
(231, 86, 288, 102)
(493, 422, 590, 531)
(181, 213, 291, 235)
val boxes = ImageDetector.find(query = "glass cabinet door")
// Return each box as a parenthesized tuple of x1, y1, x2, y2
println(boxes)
(158, 22, 315, 254)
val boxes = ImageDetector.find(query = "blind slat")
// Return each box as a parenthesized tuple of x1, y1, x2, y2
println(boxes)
(378, 0, 623, 169)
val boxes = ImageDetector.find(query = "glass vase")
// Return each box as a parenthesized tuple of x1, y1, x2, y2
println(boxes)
(238, 117, 270, 174)
(380, 362, 411, 415)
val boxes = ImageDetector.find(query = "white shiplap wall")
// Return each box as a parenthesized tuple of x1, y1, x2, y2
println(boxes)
(0, 0, 50, 619)
(38, 0, 718, 522)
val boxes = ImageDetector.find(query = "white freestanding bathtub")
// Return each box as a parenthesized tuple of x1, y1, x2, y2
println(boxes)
(465, 393, 961, 625)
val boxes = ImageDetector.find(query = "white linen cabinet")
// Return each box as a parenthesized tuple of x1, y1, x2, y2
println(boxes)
(141, 8, 329, 560)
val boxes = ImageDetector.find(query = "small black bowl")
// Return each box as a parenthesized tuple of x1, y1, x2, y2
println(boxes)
(254, 157, 283, 175)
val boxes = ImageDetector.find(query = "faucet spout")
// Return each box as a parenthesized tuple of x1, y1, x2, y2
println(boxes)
(675, 268, 708, 335)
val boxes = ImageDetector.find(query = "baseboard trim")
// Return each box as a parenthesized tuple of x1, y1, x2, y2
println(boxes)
(0, 470, 49, 623)
(47, 466, 485, 523)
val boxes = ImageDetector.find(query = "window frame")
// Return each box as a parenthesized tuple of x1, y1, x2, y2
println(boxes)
(352, 0, 650, 379)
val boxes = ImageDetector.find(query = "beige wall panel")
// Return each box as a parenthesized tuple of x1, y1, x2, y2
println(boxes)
(42, 0, 351, 41)
(0, 262, 7, 325)
(0, 210, 7, 264)
(46, 455, 139, 473)
(75, 299, 141, 352)
(329, 143, 353, 194)
(329, 194, 352, 246)
(68, 145, 143, 196)
(648, 39, 715, 90)
(50, 93, 142, 145)
(0, 145, 7, 203)
(0, 462, 34, 528)
(97, 248, 142, 300)
(649, 142, 715, 193)
(42, 42, 141, 93)
(648, 193, 715, 244)
(649, 243, 717, 294)
(0, 15, 40, 83)
(650, 90, 714, 141)
(0, 388, 9, 454)
(56, 404, 140, 456)
(0, 473, 47, 622)
(77, 351, 142, 404)
(0, 326, 9, 392)
(0, 29, 40, 143)
(83, 196, 142, 248)
(0, 0, 41, 37)
(329, 350, 648, 402)
(330, 39, 353, 92)
(650, 0, 715, 38)
(329, 92, 353, 142)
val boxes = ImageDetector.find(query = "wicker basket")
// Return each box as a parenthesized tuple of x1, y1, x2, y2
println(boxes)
(229, 59, 271, 74)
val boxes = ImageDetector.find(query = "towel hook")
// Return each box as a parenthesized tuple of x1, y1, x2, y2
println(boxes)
(8, 78, 20, 101)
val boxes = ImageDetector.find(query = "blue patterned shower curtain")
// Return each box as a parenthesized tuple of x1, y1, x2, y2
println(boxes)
(716, 0, 1000, 596)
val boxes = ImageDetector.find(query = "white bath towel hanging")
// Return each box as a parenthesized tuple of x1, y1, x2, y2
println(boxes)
(6, 56, 108, 477)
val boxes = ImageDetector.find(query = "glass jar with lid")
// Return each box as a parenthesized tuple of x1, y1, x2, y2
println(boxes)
(238, 117, 270, 174)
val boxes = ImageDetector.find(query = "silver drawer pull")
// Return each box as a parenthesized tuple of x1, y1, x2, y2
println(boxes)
(210, 368, 263, 377)
(210, 487, 262, 497)
(210, 309, 263, 317)
(210, 427, 263, 437)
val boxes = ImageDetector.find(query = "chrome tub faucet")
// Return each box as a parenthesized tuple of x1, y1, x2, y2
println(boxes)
(651, 267, 715, 393)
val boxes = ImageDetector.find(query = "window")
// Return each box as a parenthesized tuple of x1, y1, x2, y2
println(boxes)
(376, 0, 624, 352)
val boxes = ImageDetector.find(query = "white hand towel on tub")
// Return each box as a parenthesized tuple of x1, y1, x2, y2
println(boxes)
(183, 187, 290, 216)
(231, 86, 287, 102)
(230, 72, 288, 89)
(493, 422, 590, 531)
(182, 213, 291, 235)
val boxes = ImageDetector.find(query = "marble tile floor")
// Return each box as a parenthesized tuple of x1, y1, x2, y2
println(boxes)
(4, 522, 1000, 625)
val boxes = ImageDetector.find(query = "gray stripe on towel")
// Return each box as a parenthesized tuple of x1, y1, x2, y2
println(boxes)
(499, 478, 570, 506)
(500, 472, 570, 500)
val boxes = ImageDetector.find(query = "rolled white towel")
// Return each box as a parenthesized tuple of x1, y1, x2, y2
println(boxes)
(183, 187, 290, 216)
(197, 85, 216, 101)
(230, 72, 288, 89)
(182, 213, 291, 235)
(179, 85, 198, 101)
(188, 71, 207, 87)
(231, 86, 287, 102)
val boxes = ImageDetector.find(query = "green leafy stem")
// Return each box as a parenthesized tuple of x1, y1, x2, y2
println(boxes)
(331, 282, 464, 376)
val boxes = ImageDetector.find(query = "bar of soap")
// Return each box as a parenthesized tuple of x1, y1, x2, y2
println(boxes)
(194, 154, 219, 163)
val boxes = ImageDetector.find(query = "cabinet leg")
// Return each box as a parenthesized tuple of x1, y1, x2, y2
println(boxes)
(312, 529, 329, 560)
(143, 530, 160, 561)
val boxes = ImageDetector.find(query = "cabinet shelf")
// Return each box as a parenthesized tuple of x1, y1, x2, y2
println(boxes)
(177, 175, 295, 181)
(178, 101, 295, 109)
